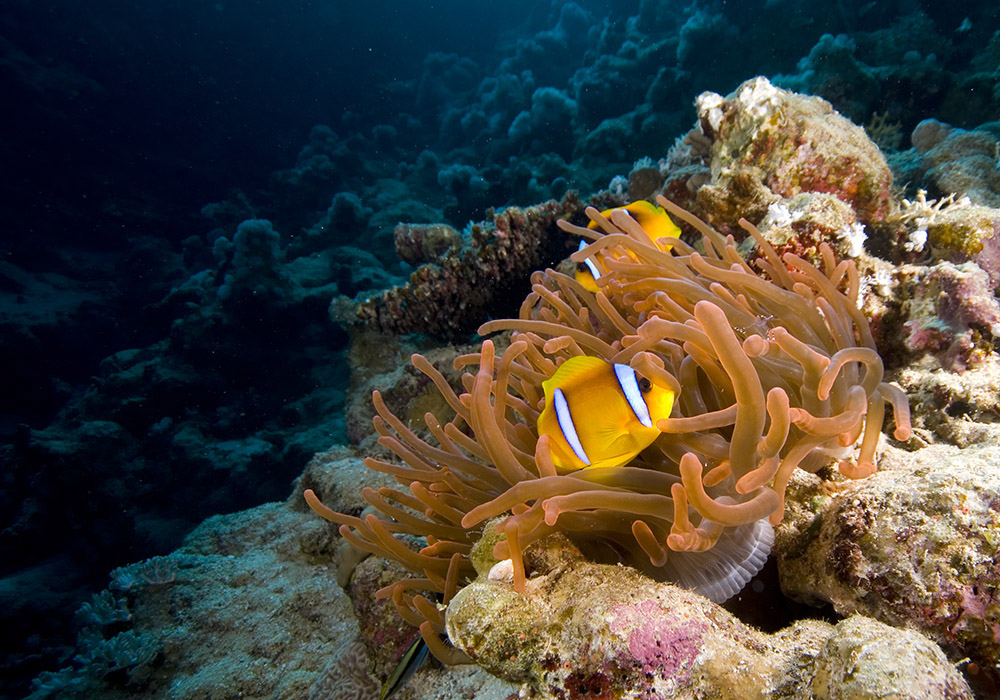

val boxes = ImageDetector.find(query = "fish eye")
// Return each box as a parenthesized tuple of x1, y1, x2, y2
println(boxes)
(576, 262, 589, 273)
(638, 377, 652, 393)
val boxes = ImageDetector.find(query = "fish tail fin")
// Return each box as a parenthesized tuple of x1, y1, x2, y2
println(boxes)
(663, 518, 774, 603)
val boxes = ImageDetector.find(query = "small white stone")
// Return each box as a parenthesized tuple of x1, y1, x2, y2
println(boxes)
(904, 228, 928, 253)
(488, 558, 515, 583)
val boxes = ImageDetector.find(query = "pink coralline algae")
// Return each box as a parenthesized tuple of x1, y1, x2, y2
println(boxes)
(896, 261, 1000, 371)
(609, 599, 704, 678)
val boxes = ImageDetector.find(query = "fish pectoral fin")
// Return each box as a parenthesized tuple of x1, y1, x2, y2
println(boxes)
(581, 426, 642, 468)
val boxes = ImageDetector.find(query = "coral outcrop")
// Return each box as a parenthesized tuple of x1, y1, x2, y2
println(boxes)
(896, 353, 1000, 448)
(351, 194, 580, 340)
(898, 261, 1000, 370)
(753, 192, 868, 265)
(895, 120, 1000, 208)
(695, 77, 893, 231)
(26, 481, 516, 700)
(776, 442, 1000, 692)
(447, 532, 973, 700)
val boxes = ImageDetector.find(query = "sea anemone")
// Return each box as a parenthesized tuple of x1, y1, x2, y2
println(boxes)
(304, 196, 911, 663)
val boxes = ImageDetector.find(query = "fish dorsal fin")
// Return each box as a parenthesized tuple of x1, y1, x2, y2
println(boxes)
(623, 200, 659, 218)
(542, 356, 609, 397)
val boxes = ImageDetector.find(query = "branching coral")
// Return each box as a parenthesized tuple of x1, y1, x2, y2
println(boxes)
(304, 196, 910, 663)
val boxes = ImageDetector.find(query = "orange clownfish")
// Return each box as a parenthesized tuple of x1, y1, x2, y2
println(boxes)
(575, 201, 681, 292)
(537, 356, 675, 471)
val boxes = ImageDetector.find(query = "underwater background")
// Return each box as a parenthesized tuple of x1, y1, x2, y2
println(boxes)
(2, 0, 1000, 698)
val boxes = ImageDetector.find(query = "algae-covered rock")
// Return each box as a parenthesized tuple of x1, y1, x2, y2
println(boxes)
(753, 192, 868, 264)
(888, 190, 1000, 290)
(893, 260, 1000, 372)
(896, 354, 1000, 447)
(926, 206, 1000, 290)
(902, 119, 1000, 209)
(809, 616, 974, 700)
(394, 223, 462, 265)
(27, 494, 515, 700)
(446, 534, 972, 699)
(695, 76, 892, 232)
(777, 442, 1000, 691)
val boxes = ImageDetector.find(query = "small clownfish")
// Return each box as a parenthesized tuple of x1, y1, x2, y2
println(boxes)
(537, 356, 675, 471)
(575, 201, 681, 292)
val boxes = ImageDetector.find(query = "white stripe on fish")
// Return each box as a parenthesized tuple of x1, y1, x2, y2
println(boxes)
(577, 240, 602, 280)
(613, 363, 652, 428)
(553, 387, 591, 465)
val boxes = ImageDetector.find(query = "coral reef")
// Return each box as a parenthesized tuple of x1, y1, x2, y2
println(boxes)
(393, 223, 462, 266)
(896, 353, 1000, 448)
(10, 1, 1000, 696)
(338, 329, 481, 446)
(883, 189, 1000, 295)
(893, 261, 1000, 372)
(0, 260, 125, 425)
(0, 205, 360, 693)
(25, 491, 515, 700)
(447, 532, 972, 699)
(852, 195, 1000, 376)
(25, 503, 350, 699)
(304, 196, 909, 666)
(776, 442, 1000, 692)
(754, 192, 868, 265)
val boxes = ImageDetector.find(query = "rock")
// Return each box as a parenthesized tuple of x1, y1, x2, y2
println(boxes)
(776, 442, 1000, 691)
(446, 532, 972, 699)
(695, 77, 893, 232)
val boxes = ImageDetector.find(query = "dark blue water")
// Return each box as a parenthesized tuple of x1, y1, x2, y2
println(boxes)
(1, 0, 997, 697)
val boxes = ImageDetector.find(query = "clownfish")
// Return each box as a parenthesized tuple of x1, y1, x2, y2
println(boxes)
(537, 356, 675, 471)
(575, 200, 681, 292)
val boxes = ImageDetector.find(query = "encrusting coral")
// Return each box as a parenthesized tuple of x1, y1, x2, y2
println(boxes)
(303, 195, 911, 665)
(693, 77, 894, 233)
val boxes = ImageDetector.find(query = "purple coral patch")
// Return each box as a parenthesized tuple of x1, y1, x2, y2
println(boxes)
(609, 599, 705, 677)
